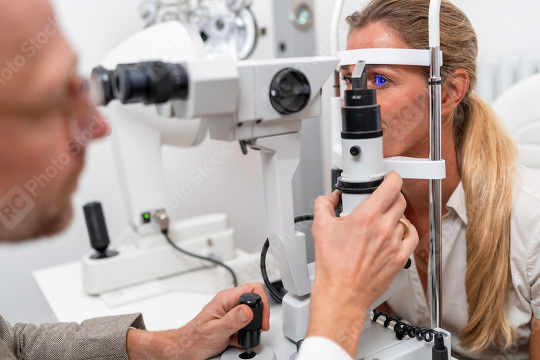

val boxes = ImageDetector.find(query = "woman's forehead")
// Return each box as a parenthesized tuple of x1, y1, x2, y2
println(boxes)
(346, 22, 409, 50)
(340, 64, 400, 74)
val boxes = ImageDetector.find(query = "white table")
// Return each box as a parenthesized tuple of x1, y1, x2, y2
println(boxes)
(35, 261, 454, 360)
(34, 261, 297, 359)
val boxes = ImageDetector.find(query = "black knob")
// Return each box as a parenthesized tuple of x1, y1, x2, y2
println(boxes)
(269, 68, 310, 114)
(238, 293, 263, 358)
(83, 202, 118, 259)
(432, 333, 449, 360)
(350, 145, 361, 156)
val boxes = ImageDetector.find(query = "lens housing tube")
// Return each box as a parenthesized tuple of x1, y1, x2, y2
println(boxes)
(111, 61, 189, 105)
(90, 66, 116, 105)
(336, 62, 385, 216)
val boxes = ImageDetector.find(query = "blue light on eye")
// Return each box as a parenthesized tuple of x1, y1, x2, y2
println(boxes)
(375, 76, 387, 86)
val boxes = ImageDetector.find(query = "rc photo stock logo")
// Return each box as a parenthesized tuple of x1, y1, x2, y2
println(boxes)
(0, 186, 35, 229)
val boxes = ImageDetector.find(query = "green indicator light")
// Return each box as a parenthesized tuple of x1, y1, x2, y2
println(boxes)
(142, 212, 152, 224)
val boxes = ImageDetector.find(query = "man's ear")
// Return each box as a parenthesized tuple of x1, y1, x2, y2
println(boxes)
(441, 69, 469, 116)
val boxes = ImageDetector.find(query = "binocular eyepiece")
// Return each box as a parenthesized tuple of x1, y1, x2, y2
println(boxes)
(90, 61, 189, 106)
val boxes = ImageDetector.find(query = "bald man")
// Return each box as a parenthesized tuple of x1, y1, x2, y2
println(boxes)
(0, 2, 273, 359)
(0, 0, 417, 359)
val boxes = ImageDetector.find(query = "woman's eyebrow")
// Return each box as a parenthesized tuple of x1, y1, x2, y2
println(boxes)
(341, 64, 400, 75)
(366, 64, 400, 73)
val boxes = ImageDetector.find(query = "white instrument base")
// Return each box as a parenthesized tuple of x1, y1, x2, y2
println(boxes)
(82, 214, 236, 295)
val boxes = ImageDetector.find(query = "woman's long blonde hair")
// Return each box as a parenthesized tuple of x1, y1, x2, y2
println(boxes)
(346, 0, 518, 351)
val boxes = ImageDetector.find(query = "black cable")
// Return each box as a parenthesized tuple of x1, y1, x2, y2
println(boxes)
(162, 230, 238, 287)
(261, 238, 284, 303)
(294, 215, 315, 224)
(260, 215, 314, 303)
(371, 309, 440, 343)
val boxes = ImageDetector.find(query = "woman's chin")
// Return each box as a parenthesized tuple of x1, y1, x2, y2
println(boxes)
(383, 149, 400, 158)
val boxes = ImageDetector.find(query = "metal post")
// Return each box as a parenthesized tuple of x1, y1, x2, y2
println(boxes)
(334, 70, 341, 97)
(429, 46, 443, 329)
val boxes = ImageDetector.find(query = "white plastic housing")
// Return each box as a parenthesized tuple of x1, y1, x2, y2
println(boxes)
(168, 58, 240, 120)
(336, 48, 443, 67)
(282, 269, 408, 342)
(341, 193, 370, 216)
(251, 134, 312, 297)
(341, 138, 385, 178)
(100, 21, 209, 230)
(208, 56, 340, 142)
(82, 213, 236, 295)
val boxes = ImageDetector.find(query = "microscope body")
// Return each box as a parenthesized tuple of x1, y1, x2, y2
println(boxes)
(82, 22, 237, 295)
(88, 18, 454, 359)
(104, 51, 416, 357)
(161, 55, 338, 300)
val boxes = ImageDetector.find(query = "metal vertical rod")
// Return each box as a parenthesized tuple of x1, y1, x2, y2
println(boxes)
(334, 69, 341, 97)
(429, 46, 443, 329)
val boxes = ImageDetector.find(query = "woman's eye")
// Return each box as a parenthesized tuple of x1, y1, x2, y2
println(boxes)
(341, 76, 352, 87)
(374, 75, 388, 86)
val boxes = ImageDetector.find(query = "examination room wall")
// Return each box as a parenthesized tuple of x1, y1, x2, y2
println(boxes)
(1, 0, 540, 327)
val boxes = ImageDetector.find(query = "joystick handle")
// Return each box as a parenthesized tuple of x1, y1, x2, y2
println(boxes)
(83, 202, 118, 259)
(238, 293, 263, 355)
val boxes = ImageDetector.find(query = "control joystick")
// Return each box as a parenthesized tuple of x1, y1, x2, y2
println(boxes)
(238, 293, 263, 358)
(220, 293, 276, 360)
(83, 202, 118, 259)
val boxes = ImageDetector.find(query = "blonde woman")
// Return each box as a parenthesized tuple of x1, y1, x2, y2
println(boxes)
(0, 1, 417, 359)
(339, 0, 540, 359)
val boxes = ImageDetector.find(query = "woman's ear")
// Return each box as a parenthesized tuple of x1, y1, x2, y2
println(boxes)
(442, 69, 469, 116)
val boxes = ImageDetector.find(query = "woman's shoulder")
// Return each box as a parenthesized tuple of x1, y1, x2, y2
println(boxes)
(515, 165, 540, 204)
(511, 165, 540, 238)
(510, 166, 540, 296)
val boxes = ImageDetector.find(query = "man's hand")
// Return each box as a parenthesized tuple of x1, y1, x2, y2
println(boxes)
(127, 282, 270, 360)
(307, 172, 419, 356)
(178, 282, 270, 358)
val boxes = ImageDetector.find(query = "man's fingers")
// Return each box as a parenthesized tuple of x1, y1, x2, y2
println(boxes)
(326, 190, 341, 209)
(241, 282, 270, 331)
(313, 191, 341, 219)
(228, 333, 240, 348)
(384, 192, 407, 226)
(399, 221, 419, 258)
(392, 218, 407, 241)
(215, 282, 270, 331)
(361, 172, 403, 214)
(248, 283, 270, 331)
(212, 305, 254, 339)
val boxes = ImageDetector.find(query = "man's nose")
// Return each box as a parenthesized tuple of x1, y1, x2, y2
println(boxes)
(89, 110, 110, 140)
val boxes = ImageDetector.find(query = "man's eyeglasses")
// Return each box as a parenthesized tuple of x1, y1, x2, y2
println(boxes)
(0, 75, 102, 141)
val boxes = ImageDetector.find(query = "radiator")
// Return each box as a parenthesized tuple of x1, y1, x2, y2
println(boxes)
(476, 55, 540, 103)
